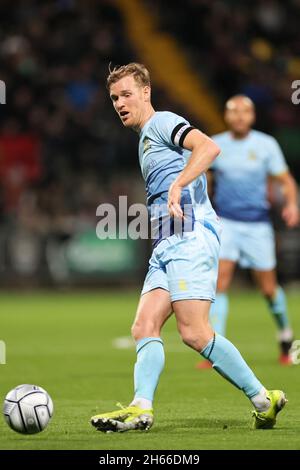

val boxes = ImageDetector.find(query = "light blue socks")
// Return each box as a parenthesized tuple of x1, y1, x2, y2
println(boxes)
(211, 288, 291, 336)
(266, 286, 290, 330)
(133, 335, 265, 409)
(133, 337, 165, 403)
(201, 334, 263, 398)
(209, 293, 229, 337)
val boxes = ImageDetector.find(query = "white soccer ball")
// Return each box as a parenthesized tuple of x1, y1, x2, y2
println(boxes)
(3, 384, 54, 434)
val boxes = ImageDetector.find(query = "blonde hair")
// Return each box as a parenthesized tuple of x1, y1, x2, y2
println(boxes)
(107, 62, 150, 89)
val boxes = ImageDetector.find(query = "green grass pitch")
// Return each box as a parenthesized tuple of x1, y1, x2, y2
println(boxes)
(0, 290, 299, 450)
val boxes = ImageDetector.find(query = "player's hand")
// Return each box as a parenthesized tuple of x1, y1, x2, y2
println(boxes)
(168, 182, 184, 219)
(282, 203, 300, 228)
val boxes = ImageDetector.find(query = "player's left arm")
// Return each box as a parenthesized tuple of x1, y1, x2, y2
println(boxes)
(273, 171, 300, 228)
(168, 129, 220, 218)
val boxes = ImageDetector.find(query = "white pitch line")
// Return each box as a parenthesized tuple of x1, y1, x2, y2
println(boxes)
(112, 336, 189, 353)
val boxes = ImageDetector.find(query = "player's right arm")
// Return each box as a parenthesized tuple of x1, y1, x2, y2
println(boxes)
(266, 135, 299, 228)
(272, 172, 299, 227)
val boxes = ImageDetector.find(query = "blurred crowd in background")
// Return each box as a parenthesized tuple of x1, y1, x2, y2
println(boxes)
(154, 0, 300, 136)
(0, 0, 299, 286)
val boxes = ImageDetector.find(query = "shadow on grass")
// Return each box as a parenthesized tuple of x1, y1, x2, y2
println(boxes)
(155, 417, 246, 433)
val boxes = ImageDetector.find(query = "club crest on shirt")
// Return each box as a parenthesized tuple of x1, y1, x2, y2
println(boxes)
(143, 136, 152, 154)
(248, 150, 257, 161)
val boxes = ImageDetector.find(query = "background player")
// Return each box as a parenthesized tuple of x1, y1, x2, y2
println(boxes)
(198, 95, 299, 369)
(90, 65, 287, 433)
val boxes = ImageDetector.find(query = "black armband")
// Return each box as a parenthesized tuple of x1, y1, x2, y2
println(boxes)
(171, 122, 195, 147)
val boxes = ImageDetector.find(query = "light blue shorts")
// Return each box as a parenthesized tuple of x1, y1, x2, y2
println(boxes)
(219, 218, 276, 271)
(141, 221, 220, 302)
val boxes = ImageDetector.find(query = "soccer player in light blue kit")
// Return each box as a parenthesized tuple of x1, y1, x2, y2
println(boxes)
(198, 95, 299, 369)
(91, 64, 287, 432)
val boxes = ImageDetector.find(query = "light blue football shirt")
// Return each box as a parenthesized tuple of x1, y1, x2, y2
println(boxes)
(138, 111, 219, 246)
(211, 130, 288, 222)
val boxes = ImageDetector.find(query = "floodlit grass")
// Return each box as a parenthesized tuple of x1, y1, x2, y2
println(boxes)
(0, 290, 299, 450)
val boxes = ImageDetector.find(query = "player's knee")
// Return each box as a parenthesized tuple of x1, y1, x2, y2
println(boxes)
(180, 329, 210, 352)
(217, 277, 230, 292)
(181, 334, 201, 350)
(260, 284, 276, 298)
(131, 320, 158, 341)
(131, 322, 142, 341)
